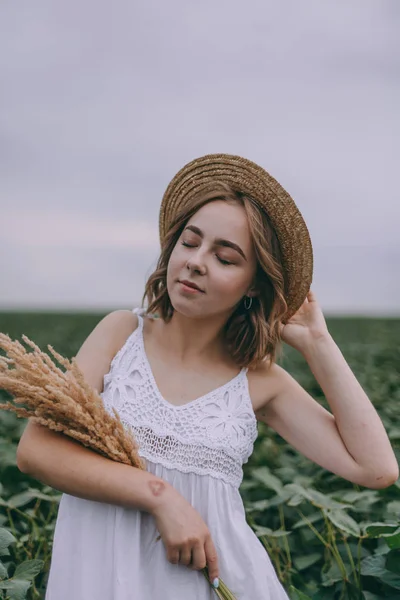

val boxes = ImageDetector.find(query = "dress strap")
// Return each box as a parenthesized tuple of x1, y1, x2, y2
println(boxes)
(132, 307, 145, 333)
(132, 307, 160, 321)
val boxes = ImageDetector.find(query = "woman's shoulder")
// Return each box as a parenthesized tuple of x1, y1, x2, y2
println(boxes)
(104, 309, 140, 358)
(247, 359, 287, 415)
(85, 309, 140, 366)
(63, 310, 138, 395)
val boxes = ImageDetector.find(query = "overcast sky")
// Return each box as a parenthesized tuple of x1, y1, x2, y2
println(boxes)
(1, 0, 399, 315)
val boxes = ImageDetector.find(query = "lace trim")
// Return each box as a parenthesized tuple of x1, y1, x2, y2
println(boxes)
(121, 422, 247, 487)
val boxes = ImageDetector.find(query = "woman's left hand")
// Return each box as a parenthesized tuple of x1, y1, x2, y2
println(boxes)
(279, 289, 330, 353)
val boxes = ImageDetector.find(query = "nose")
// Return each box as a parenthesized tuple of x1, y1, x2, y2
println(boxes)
(186, 251, 206, 275)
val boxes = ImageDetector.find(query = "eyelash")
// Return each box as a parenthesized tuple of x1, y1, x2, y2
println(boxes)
(181, 241, 233, 266)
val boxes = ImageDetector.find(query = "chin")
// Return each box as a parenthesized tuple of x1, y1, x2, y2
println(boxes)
(169, 297, 205, 319)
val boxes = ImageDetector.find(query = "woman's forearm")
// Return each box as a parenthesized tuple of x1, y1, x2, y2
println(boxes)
(301, 334, 399, 485)
(16, 421, 175, 514)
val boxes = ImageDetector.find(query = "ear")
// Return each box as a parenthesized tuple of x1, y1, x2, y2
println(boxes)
(246, 287, 259, 298)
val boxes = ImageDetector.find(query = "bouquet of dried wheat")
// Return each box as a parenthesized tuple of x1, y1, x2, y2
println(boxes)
(0, 332, 237, 600)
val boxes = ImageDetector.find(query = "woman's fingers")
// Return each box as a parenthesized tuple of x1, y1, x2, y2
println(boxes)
(189, 542, 207, 571)
(179, 545, 193, 567)
(204, 536, 219, 586)
(167, 548, 180, 564)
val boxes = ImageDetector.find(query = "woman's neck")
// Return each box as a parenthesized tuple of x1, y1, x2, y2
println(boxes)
(150, 310, 230, 365)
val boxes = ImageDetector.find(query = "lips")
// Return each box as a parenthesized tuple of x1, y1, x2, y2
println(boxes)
(179, 280, 204, 292)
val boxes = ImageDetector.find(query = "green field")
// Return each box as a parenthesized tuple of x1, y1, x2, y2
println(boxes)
(0, 312, 399, 599)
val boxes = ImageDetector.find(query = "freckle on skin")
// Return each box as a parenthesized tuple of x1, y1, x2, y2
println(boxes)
(149, 481, 166, 496)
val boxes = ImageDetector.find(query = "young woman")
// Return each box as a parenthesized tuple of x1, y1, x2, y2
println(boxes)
(17, 154, 398, 599)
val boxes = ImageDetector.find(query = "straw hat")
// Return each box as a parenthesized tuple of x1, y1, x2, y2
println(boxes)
(159, 153, 313, 322)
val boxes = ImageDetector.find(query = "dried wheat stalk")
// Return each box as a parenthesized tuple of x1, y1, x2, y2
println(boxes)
(0, 332, 146, 469)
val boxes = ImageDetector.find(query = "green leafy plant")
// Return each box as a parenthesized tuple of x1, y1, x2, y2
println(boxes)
(0, 527, 44, 600)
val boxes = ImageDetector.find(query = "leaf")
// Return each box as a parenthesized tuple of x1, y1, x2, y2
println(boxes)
(386, 501, 400, 516)
(284, 484, 352, 510)
(385, 531, 400, 550)
(0, 529, 16, 556)
(4, 485, 61, 510)
(253, 525, 291, 538)
(288, 585, 313, 600)
(330, 489, 378, 505)
(386, 550, 400, 575)
(239, 479, 257, 491)
(26, 488, 61, 502)
(365, 522, 400, 537)
(323, 509, 361, 537)
(0, 579, 31, 600)
(284, 484, 314, 502)
(292, 512, 324, 530)
(360, 554, 400, 589)
(364, 523, 400, 549)
(374, 543, 391, 556)
(321, 560, 350, 586)
(6, 491, 37, 509)
(331, 489, 380, 513)
(388, 427, 400, 439)
(287, 494, 305, 507)
(0, 440, 18, 468)
(266, 490, 293, 507)
(251, 467, 283, 494)
(311, 586, 339, 599)
(267, 529, 291, 538)
(0, 560, 8, 579)
(307, 489, 352, 510)
(293, 553, 321, 571)
(13, 560, 43, 581)
(379, 569, 400, 590)
(253, 525, 272, 537)
(245, 499, 270, 513)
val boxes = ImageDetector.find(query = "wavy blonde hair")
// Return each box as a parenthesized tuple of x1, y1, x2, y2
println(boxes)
(142, 182, 289, 370)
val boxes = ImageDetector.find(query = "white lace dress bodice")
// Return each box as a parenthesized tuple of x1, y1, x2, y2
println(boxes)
(101, 309, 258, 489)
(45, 309, 290, 600)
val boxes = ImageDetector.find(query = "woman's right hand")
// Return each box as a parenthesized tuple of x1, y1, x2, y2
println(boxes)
(151, 487, 220, 586)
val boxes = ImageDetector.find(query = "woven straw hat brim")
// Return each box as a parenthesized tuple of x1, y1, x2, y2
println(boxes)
(159, 153, 313, 322)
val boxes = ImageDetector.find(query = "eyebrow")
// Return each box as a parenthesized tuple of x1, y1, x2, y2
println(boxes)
(184, 225, 247, 261)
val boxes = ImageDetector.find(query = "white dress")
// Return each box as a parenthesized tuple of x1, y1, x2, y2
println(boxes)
(45, 309, 290, 599)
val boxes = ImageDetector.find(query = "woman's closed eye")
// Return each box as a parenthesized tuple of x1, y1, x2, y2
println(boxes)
(217, 256, 233, 266)
(181, 241, 234, 266)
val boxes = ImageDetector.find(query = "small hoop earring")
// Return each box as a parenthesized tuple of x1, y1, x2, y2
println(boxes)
(244, 296, 253, 310)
